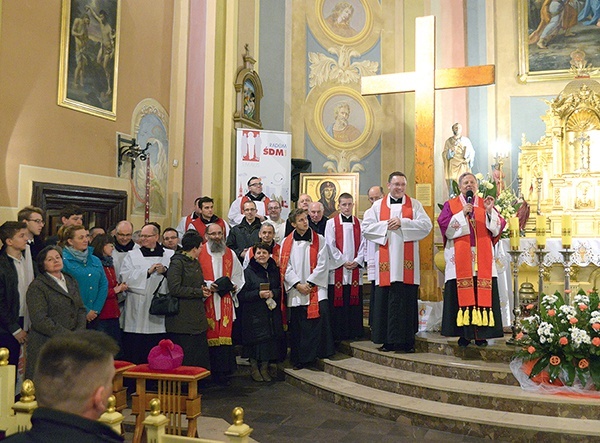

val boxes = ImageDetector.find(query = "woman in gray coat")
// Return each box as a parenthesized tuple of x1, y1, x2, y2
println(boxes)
(166, 231, 211, 369)
(25, 246, 86, 379)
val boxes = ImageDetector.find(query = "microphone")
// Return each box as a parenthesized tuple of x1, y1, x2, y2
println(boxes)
(466, 190, 474, 218)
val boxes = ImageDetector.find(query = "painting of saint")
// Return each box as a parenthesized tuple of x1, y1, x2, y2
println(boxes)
(243, 79, 256, 120)
(318, 180, 338, 218)
(324, 99, 364, 144)
(322, 1, 365, 39)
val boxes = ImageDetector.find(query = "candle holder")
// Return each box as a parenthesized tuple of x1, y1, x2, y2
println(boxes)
(559, 248, 574, 305)
(506, 249, 523, 345)
(535, 248, 548, 305)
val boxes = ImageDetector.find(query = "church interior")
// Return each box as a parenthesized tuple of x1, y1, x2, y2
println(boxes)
(2, 0, 600, 441)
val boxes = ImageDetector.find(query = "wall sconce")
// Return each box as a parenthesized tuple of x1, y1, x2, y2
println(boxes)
(117, 135, 150, 179)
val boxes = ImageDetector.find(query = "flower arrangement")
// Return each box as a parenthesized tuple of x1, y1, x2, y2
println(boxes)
(515, 289, 600, 389)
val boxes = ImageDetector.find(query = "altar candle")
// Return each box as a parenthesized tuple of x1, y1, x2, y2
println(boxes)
(536, 215, 546, 248)
(562, 214, 572, 249)
(509, 217, 520, 250)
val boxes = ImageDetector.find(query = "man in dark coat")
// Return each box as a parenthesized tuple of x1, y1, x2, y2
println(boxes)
(226, 200, 261, 262)
(5, 330, 123, 443)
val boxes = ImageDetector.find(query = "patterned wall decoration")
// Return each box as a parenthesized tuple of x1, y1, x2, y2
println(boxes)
(303, 0, 383, 194)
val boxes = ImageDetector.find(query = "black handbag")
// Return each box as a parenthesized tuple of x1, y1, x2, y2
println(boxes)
(149, 276, 179, 316)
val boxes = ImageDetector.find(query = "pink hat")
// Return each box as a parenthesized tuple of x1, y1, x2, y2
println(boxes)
(147, 339, 184, 370)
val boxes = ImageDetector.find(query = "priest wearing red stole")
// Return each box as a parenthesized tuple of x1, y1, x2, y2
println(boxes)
(199, 223, 245, 385)
(176, 196, 229, 241)
(438, 172, 505, 347)
(228, 177, 270, 227)
(325, 192, 365, 341)
(281, 208, 335, 369)
(363, 171, 432, 353)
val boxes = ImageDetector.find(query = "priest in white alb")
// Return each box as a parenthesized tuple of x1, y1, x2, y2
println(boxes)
(362, 171, 432, 353)
(199, 223, 245, 385)
(281, 208, 335, 369)
(120, 223, 174, 363)
(324, 192, 365, 341)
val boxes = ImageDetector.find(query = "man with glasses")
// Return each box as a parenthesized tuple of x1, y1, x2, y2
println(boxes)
(228, 177, 270, 227)
(112, 220, 136, 276)
(161, 228, 181, 251)
(226, 201, 261, 262)
(263, 200, 286, 244)
(120, 223, 173, 363)
(17, 206, 46, 260)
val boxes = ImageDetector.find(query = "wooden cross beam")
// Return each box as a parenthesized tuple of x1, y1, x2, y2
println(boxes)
(362, 15, 495, 272)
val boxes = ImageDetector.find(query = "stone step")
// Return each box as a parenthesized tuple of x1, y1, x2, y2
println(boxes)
(284, 368, 600, 442)
(349, 340, 519, 386)
(415, 332, 516, 363)
(323, 355, 600, 419)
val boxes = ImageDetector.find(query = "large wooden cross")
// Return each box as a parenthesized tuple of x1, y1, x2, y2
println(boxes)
(362, 15, 495, 272)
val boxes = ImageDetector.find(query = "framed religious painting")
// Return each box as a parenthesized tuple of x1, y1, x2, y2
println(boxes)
(234, 46, 263, 129)
(300, 172, 359, 218)
(518, 0, 600, 82)
(58, 0, 121, 120)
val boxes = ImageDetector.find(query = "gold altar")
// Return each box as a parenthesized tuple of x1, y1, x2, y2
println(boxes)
(518, 74, 600, 293)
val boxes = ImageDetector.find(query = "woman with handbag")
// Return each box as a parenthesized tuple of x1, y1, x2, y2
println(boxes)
(90, 234, 127, 355)
(238, 242, 284, 382)
(165, 231, 211, 369)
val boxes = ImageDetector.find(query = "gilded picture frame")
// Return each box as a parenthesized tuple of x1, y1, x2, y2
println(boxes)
(58, 0, 121, 120)
(518, 0, 600, 83)
(300, 172, 359, 218)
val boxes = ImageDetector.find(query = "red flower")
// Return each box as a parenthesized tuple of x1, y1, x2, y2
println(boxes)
(547, 309, 556, 317)
(516, 332, 524, 340)
(527, 346, 536, 354)
(579, 304, 588, 311)
(593, 323, 600, 332)
(549, 355, 561, 366)
(564, 289, 572, 294)
(592, 337, 600, 347)
(526, 304, 534, 310)
(569, 317, 578, 324)
(559, 337, 569, 345)
(578, 359, 589, 369)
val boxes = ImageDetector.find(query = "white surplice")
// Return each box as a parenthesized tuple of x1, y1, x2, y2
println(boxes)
(362, 195, 432, 285)
(120, 248, 174, 334)
(324, 215, 365, 285)
(282, 232, 329, 307)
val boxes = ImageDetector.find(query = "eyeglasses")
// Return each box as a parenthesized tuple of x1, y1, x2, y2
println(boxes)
(28, 219, 45, 224)
(163, 236, 178, 241)
(249, 182, 263, 187)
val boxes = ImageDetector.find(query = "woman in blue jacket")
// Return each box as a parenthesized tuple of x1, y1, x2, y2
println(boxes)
(59, 225, 108, 329)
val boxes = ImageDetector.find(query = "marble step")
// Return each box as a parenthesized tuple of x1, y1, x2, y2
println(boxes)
(349, 340, 519, 386)
(323, 355, 600, 419)
(415, 332, 517, 363)
(284, 368, 600, 442)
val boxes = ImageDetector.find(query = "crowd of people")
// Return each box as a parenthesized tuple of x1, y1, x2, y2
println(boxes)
(0, 171, 506, 390)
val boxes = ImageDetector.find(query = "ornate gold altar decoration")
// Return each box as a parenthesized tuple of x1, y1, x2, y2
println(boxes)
(519, 52, 600, 238)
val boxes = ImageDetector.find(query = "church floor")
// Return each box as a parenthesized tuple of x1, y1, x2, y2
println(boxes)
(193, 369, 499, 443)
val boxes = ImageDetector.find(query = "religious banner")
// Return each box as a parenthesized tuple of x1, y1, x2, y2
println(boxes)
(235, 129, 292, 218)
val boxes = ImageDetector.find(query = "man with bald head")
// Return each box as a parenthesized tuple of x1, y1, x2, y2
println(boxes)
(120, 223, 173, 363)
(112, 220, 136, 275)
(308, 202, 328, 236)
(285, 194, 313, 237)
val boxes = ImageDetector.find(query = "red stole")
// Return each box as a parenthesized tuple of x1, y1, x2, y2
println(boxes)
(378, 194, 415, 286)
(199, 244, 235, 346)
(240, 195, 270, 212)
(185, 215, 226, 241)
(280, 230, 320, 319)
(448, 196, 493, 309)
(247, 243, 280, 265)
(333, 215, 360, 307)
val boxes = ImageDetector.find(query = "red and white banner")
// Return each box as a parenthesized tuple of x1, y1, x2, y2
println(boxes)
(235, 129, 292, 218)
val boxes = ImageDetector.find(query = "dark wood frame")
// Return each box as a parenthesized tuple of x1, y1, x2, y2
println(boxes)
(31, 182, 128, 235)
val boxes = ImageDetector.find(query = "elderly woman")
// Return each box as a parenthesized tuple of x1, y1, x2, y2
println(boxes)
(166, 231, 211, 369)
(90, 234, 127, 351)
(59, 225, 108, 329)
(25, 246, 86, 379)
(238, 242, 283, 382)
